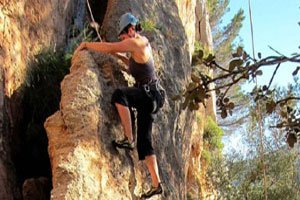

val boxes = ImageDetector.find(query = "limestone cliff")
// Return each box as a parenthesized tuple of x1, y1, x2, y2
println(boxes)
(0, 0, 85, 199)
(1, 0, 216, 199)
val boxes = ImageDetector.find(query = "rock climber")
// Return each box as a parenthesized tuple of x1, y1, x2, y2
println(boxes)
(75, 12, 164, 198)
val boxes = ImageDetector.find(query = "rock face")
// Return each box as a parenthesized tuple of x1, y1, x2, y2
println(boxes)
(176, 0, 197, 60)
(45, 0, 215, 199)
(45, 51, 141, 199)
(0, 0, 85, 199)
(1, 0, 216, 199)
(0, 0, 85, 97)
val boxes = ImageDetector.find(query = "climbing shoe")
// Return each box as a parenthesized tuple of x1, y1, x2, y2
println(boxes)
(112, 138, 134, 150)
(141, 183, 163, 199)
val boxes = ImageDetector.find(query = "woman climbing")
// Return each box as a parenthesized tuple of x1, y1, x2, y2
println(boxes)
(75, 13, 164, 198)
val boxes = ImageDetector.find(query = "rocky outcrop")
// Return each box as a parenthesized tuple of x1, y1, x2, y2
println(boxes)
(176, 0, 197, 60)
(45, 51, 142, 199)
(1, 0, 217, 199)
(0, 159, 13, 200)
(22, 177, 50, 200)
(0, 0, 85, 199)
(195, 0, 216, 121)
(0, 0, 85, 97)
(45, 0, 197, 199)
(195, 0, 213, 48)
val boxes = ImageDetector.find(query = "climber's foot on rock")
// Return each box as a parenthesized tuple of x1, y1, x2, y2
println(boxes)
(112, 138, 134, 150)
(140, 183, 163, 199)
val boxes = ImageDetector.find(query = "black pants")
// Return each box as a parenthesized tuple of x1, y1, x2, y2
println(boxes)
(111, 87, 155, 160)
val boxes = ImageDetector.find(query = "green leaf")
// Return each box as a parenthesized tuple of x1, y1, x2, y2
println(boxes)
(195, 87, 206, 103)
(287, 133, 297, 148)
(191, 73, 201, 83)
(242, 52, 248, 60)
(205, 54, 215, 63)
(232, 53, 239, 58)
(237, 46, 243, 57)
(279, 102, 285, 107)
(228, 102, 235, 109)
(192, 56, 201, 66)
(266, 90, 272, 95)
(255, 70, 263, 76)
(292, 66, 300, 76)
(245, 61, 251, 67)
(197, 50, 204, 60)
(280, 111, 287, 118)
(221, 109, 228, 119)
(266, 100, 276, 114)
(229, 59, 243, 72)
(188, 101, 200, 111)
(258, 52, 262, 59)
(187, 82, 198, 92)
(262, 85, 268, 91)
(171, 95, 181, 101)
(223, 97, 229, 103)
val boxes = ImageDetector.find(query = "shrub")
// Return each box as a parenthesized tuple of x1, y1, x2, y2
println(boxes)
(140, 19, 157, 32)
(17, 48, 70, 182)
(203, 117, 224, 150)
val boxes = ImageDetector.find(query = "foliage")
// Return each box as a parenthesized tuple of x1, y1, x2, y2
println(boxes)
(203, 117, 224, 150)
(206, 0, 247, 136)
(18, 49, 70, 181)
(174, 46, 300, 145)
(207, 143, 300, 199)
(187, 193, 194, 200)
(201, 149, 212, 164)
(252, 78, 300, 147)
(207, 0, 245, 65)
(140, 19, 157, 32)
(213, 9, 245, 64)
(201, 117, 224, 166)
(194, 41, 212, 60)
(201, 2, 300, 199)
(207, 82, 300, 199)
(228, 147, 299, 199)
(66, 22, 97, 53)
(207, 0, 230, 28)
(23, 49, 70, 115)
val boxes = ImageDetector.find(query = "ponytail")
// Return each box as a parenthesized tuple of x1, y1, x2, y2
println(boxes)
(119, 23, 143, 35)
(135, 23, 142, 32)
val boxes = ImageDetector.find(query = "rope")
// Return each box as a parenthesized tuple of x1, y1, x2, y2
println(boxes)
(86, 0, 102, 42)
(248, 0, 255, 60)
(248, 1, 268, 199)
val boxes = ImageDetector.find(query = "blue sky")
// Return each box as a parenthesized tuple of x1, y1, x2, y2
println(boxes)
(224, 0, 300, 88)
(222, 0, 299, 154)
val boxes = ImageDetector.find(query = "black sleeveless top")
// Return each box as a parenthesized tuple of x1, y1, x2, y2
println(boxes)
(129, 56, 157, 85)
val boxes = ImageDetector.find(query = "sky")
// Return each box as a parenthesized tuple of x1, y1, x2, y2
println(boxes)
(224, 0, 300, 89)
(222, 0, 300, 154)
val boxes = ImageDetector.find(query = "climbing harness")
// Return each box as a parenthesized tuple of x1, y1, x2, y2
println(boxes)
(138, 80, 165, 114)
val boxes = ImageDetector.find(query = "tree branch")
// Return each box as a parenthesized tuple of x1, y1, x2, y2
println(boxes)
(267, 63, 280, 89)
(206, 54, 300, 91)
(269, 121, 300, 129)
(276, 97, 300, 104)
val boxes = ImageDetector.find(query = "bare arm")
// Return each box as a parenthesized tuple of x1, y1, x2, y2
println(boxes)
(74, 41, 132, 73)
(75, 39, 138, 54)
